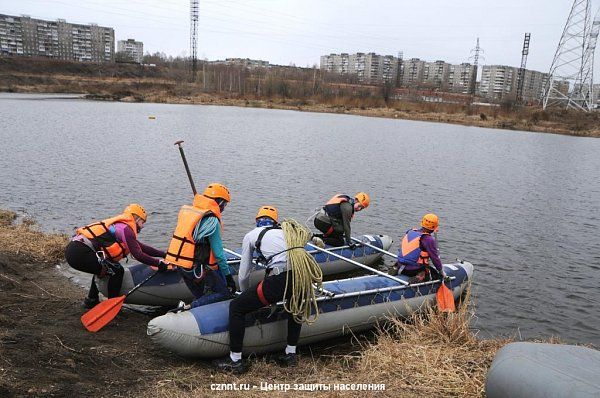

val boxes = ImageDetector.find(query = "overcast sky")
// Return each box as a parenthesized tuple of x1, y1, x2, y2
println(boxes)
(2, 0, 599, 75)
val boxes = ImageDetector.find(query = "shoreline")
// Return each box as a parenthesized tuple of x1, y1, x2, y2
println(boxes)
(2, 76, 598, 138)
(0, 208, 508, 397)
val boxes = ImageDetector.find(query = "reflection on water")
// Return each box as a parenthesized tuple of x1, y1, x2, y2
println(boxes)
(1, 93, 599, 346)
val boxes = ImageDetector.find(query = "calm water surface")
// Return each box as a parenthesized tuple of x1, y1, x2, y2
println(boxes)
(1, 93, 598, 346)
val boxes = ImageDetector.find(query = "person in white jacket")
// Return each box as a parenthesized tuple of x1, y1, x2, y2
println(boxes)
(214, 206, 300, 373)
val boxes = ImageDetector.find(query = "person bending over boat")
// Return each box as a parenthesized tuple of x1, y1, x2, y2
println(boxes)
(165, 183, 236, 309)
(313, 192, 370, 247)
(65, 203, 168, 309)
(390, 213, 447, 283)
(214, 207, 322, 374)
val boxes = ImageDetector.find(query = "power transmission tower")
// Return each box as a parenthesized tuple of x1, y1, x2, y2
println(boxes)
(468, 38, 484, 95)
(580, 16, 600, 110)
(543, 0, 592, 111)
(516, 33, 531, 105)
(397, 51, 404, 87)
(190, 0, 199, 81)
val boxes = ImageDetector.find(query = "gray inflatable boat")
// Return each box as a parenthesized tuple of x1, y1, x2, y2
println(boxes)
(486, 342, 600, 398)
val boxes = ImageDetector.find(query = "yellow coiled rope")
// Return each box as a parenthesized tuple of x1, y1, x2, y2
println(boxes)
(281, 218, 323, 324)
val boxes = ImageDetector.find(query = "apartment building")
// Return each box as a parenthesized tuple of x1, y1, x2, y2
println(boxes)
(478, 65, 519, 101)
(448, 63, 477, 94)
(521, 69, 548, 103)
(422, 60, 451, 89)
(592, 84, 600, 107)
(321, 52, 398, 84)
(401, 58, 426, 86)
(117, 38, 143, 63)
(225, 58, 269, 69)
(479, 65, 549, 103)
(0, 14, 114, 62)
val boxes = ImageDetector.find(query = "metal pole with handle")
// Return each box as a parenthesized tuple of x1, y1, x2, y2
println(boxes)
(174, 140, 197, 195)
(307, 243, 408, 286)
(351, 236, 398, 259)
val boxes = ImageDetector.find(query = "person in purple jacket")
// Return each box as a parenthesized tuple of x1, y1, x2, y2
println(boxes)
(391, 213, 447, 283)
(65, 203, 168, 308)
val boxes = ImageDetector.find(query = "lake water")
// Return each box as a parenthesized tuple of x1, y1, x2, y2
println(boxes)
(1, 92, 598, 346)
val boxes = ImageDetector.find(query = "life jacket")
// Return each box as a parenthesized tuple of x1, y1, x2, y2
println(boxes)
(397, 229, 430, 268)
(323, 194, 355, 219)
(165, 195, 222, 270)
(77, 213, 138, 262)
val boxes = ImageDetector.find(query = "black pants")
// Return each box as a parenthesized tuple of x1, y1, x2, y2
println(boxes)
(229, 271, 301, 353)
(400, 266, 443, 282)
(64, 240, 124, 299)
(313, 217, 345, 247)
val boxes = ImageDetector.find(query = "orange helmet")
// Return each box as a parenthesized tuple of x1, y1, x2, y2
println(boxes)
(256, 206, 278, 223)
(203, 183, 231, 203)
(355, 192, 370, 209)
(124, 203, 147, 222)
(421, 213, 439, 231)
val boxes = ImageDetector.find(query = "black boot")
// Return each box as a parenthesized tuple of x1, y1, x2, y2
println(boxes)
(83, 296, 100, 309)
(212, 356, 247, 374)
(84, 276, 100, 308)
(275, 352, 297, 367)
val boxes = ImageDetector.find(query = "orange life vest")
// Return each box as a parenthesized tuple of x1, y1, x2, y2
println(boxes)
(398, 229, 430, 267)
(324, 194, 355, 219)
(77, 213, 138, 261)
(165, 195, 222, 270)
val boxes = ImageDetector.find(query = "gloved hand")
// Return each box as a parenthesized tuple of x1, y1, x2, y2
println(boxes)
(348, 242, 357, 250)
(226, 274, 236, 294)
(157, 259, 169, 273)
(443, 275, 452, 284)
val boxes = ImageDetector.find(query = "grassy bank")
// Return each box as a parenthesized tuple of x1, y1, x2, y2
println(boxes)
(1, 57, 599, 138)
(0, 207, 510, 397)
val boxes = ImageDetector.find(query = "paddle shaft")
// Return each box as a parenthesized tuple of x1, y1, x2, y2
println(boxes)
(125, 270, 160, 298)
(174, 140, 197, 195)
(352, 236, 448, 279)
(351, 236, 397, 258)
(306, 243, 408, 286)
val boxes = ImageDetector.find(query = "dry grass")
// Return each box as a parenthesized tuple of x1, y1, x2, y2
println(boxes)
(0, 209, 68, 263)
(139, 286, 509, 398)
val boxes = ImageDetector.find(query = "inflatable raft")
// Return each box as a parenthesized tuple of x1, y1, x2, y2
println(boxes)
(486, 342, 600, 398)
(97, 234, 393, 306)
(147, 260, 473, 358)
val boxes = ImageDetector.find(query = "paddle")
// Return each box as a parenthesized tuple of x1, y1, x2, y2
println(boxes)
(174, 140, 197, 195)
(351, 235, 455, 312)
(81, 271, 159, 332)
(430, 266, 456, 313)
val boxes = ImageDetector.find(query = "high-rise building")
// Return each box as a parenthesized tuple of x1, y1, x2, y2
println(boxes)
(479, 65, 549, 103)
(478, 65, 519, 101)
(117, 38, 143, 63)
(0, 14, 114, 62)
(422, 60, 451, 89)
(321, 52, 397, 84)
(448, 63, 477, 94)
(402, 58, 425, 87)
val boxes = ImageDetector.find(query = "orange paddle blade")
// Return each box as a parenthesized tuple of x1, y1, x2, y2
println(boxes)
(81, 295, 126, 332)
(436, 282, 456, 313)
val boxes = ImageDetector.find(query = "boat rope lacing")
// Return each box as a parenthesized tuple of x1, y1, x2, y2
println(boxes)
(281, 218, 323, 325)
